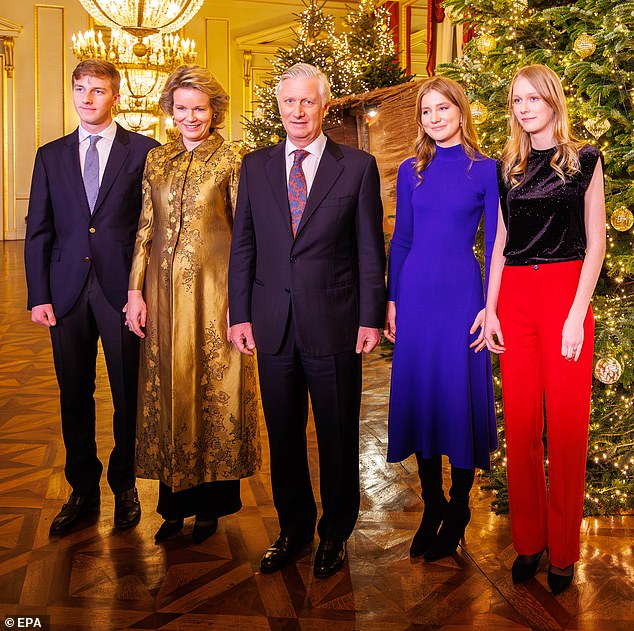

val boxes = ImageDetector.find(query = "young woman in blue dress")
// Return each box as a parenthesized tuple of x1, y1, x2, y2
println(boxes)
(484, 64, 605, 594)
(385, 76, 498, 561)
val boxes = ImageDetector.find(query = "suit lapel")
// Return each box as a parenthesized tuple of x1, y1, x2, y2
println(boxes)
(63, 130, 91, 217)
(295, 138, 344, 237)
(92, 123, 130, 216)
(264, 142, 293, 231)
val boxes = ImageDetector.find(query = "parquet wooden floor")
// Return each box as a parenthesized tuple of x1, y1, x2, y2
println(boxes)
(0, 239, 632, 630)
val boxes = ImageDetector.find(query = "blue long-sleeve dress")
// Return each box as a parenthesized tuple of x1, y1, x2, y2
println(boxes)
(387, 143, 499, 470)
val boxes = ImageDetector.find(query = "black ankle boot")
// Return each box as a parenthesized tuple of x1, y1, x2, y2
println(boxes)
(410, 495, 448, 557)
(423, 465, 474, 561)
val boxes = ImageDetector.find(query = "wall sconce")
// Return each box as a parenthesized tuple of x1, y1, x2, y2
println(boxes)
(364, 106, 379, 125)
(243, 50, 253, 87)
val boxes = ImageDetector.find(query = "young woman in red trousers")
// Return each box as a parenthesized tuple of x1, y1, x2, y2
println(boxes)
(484, 64, 605, 595)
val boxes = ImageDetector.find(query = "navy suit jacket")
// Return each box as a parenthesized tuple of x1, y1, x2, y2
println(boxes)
(25, 124, 159, 318)
(228, 137, 386, 356)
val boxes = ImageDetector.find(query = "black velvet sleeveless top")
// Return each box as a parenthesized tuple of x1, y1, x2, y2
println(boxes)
(497, 144, 602, 266)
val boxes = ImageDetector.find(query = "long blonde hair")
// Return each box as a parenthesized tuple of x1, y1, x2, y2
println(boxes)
(501, 64, 582, 187)
(413, 76, 482, 179)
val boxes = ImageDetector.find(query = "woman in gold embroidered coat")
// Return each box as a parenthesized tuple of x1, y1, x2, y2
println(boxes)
(125, 65, 260, 544)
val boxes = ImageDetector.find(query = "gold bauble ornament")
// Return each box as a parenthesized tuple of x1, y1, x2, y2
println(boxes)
(470, 100, 489, 125)
(584, 117, 610, 138)
(594, 357, 623, 385)
(270, 133, 280, 144)
(610, 206, 634, 232)
(573, 32, 596, 59)
(476, 34, 497, 55)
(325, 56, 335, 65)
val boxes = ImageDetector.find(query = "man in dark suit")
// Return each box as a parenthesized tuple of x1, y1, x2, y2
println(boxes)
(24, 60, 159, 536)
(229, 63, 386, 578)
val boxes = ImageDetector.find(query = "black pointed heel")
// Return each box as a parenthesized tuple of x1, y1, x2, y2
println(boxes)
(511, 550, 545, 584)
(547, 563, 574, 595)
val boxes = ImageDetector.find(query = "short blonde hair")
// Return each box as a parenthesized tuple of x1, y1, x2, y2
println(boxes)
(159, 65, 229, 129)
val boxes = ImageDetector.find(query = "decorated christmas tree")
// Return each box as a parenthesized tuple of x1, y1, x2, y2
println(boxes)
(440, 0, 634, 515)
(344, 0, 409, 89)
(244, 0, 410, 148)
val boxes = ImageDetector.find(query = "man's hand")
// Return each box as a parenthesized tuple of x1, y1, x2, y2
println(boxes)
(32, 304, 56, 327)
(230, 322, 256, 355)
(356, 326, 381, 354)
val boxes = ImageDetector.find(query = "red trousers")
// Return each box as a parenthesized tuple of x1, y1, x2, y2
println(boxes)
(498, 260, 593, 568)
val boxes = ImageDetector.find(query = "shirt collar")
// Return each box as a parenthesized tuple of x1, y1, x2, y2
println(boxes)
(78, 120, 117, 143)
(285, 133, 327, 158)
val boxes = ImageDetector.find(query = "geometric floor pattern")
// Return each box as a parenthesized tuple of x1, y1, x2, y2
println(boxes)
(1, 240, 632, 630)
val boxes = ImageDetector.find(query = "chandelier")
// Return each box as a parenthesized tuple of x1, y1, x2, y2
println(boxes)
(78, 0, 205, 39)
(72, 27, 197, 132)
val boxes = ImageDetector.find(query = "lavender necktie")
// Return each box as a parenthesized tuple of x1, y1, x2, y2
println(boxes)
(83, 135, 101, 213)
(288, 149, 309, 236)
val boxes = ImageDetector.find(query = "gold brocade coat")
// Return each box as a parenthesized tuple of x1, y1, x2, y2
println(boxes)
(129, 132, 260, 491)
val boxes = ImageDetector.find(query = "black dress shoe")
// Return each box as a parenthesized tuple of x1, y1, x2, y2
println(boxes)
(314, 540, 347, 578)
(49, 490, 101, 536)
(260, 534, 313, 574)
(114, 487, 141, 529)
(192, 518, 218, 544)
(154, 519, 184, 542)
(512, 550, 545, 584)
(410, 496, 448, 558)
(547, 564, 574, 595)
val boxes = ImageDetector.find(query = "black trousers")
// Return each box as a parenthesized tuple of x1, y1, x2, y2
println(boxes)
(256, 315, 362, 541)
(49, 269, 139, 495)
(157, 480, 242, 521)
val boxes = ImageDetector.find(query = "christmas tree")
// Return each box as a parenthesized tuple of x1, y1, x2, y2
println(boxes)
(244, 0, 410, 148)
(344, 0, 409, 89)
(440, 0, 634, 515)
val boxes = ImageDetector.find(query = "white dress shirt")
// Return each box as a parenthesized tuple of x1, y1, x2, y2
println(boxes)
(78, 120, 117, 185)
(284, 133, 328, 196)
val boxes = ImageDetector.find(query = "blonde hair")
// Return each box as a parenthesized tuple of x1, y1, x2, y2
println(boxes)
(413, 76, 482, 180)
(501, 64, 582, 187)
(159, 65, 229, 129)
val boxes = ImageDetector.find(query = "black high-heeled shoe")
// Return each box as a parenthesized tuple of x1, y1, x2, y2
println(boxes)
(410, 496, 448, 557)
(511, 550, 545, 584)
(547, 563, 574, 595)
(192, 518, 218, 544)
(154, 519, 184, 543)
(423, 503, 470, 561)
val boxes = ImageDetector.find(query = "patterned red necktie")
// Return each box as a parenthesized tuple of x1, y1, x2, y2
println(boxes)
(288, 149, 309, 236)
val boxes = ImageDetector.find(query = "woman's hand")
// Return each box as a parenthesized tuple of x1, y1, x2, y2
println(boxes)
(483, 310, 506, 354)
(469, 308, 487, 352)
(123, 290, 147, 338)
(384, 301, 396, 343)
(561, 315, 584, 362)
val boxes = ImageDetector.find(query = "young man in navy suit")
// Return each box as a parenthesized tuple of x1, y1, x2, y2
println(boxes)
(229, 63, 386, 578)
(24, 60, 159, 536)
